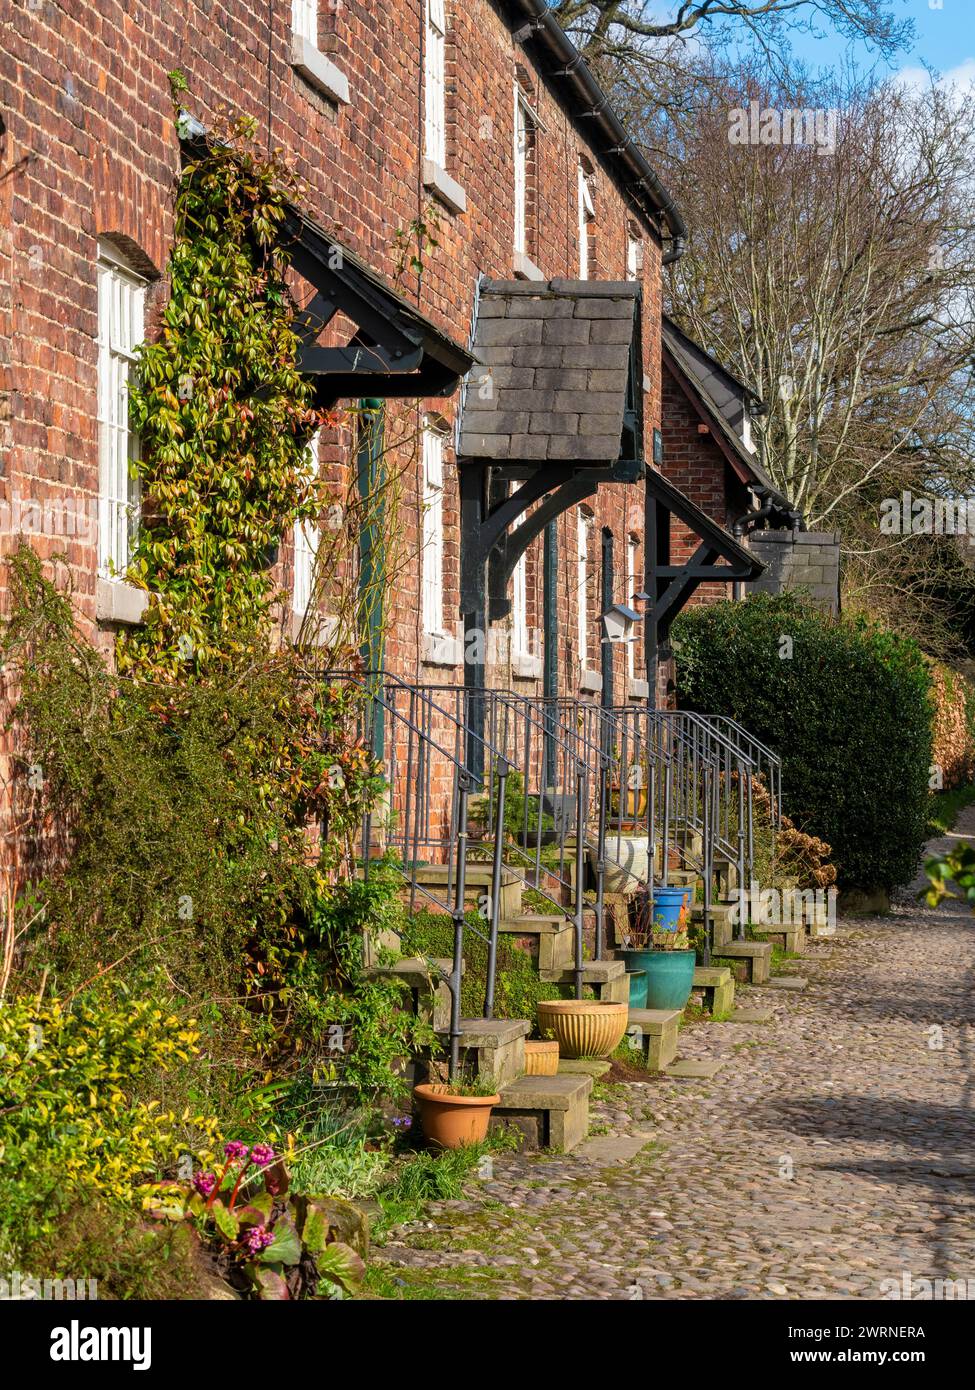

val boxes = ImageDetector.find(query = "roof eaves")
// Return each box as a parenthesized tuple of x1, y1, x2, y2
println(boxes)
(501, 1, 686, 261)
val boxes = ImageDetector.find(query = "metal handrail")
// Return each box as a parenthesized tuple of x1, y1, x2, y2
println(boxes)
(325, 672, 511, 1076)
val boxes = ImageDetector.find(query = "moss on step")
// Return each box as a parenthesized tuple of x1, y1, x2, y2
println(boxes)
(401, 908, 561, 1021)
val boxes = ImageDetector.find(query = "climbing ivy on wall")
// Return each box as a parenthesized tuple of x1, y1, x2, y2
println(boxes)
(121, 100, 325, 680)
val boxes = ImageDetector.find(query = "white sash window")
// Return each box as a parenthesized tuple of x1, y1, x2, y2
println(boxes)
(97, 244, 145, 577)
(425, 0, 447, 168)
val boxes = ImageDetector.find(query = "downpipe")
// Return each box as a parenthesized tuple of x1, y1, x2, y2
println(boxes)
(593, 753, 609, 960)
(448, 775, 472, 1081)
(483, 760, 509, 1018)
(574, 761, 587, 1000)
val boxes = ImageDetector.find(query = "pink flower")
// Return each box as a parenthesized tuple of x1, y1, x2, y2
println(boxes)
(193, 1171, 217, 1198)
(250, 1144, 275, 1168)
(223, 1141, 250, 1161)
(244, 1226, 274, 1255)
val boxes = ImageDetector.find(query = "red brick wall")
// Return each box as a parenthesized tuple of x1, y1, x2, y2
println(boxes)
(660, 361, 751, 607)
(0, 0, 664, 701)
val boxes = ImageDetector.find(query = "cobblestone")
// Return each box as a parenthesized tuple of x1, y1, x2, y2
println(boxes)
(373, 814, 975, 1299)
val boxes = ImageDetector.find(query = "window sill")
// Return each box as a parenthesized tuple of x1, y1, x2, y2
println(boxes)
(291, 33, 350, 106)
(96, 578, 149, 627)
(512, 651, 542, 680)
(422, 160, 467, 215)
(579, 668, 602, 694)
(514, 251, 545, 282)
(627, 677, 650, 700)
(291, 610, 339, 645)
(421, 630, 462, 667)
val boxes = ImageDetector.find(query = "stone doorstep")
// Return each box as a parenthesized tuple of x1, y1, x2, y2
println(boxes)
(497, 913, 566, 932)
(754, 975, 808, 991)
(539, 958, 626, 984)
(576, 1133, 653, 1163)
(691, 902, 737, 948)
(412, 863, 520, 886)
(663, 1057, 725, 1079)
(557, 1058, 611, 1077)
(363, 956, 454, 1029)
(540, 958, 630, 1004)
(693, 965, 732, 987)
(662, 869, 699, 887)
(731, 1007, 774, 1023)
(626, 1007, 680, 1070)
(712, 939, 773, 985)
(435, 1017, 531, 1089)
(492, 1072, 593, 1152)
(758, 926, 805, 954)
(692, 964, 735, 1015)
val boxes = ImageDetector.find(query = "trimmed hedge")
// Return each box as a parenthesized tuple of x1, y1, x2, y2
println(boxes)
(673, 593, 934, 893)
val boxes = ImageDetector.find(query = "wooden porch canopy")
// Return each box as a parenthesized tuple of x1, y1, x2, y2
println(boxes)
(641, 467, 764, 676)
(178, 131, 474, 406)
(281, 205, 475, 407)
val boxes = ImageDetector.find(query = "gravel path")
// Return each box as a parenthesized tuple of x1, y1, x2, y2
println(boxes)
(374, 812, 975, 1300)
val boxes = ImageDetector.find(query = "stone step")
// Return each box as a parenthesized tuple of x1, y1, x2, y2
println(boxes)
(498, 914, 575, 972)
(412, 863, 520, 886)
(434, 1017, 530, 1088)
(498, 913, 567, 932)
(625, 1007, 681, 1070)
(539, 957, 629, 1002)
(412, 862, 523, 915)
(490, 1073, 593, 1152)
(712, 939, 772, 985)
(664, 869, 700, 888)
(755, 924, 805, 954)
(692, 964, 735, 1015)
(691, 901, 737, 946)
(664, 1057, 725, 1079)
(364, 956, 454, 1029)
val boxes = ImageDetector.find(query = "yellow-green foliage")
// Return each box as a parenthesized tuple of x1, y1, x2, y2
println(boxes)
(0, 991, 221, 1205)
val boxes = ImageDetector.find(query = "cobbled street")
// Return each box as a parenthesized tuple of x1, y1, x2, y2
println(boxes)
(374, 813, 975, 1301)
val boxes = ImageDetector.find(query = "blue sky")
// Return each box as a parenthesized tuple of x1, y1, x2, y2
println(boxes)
(765, 1, 974, 86)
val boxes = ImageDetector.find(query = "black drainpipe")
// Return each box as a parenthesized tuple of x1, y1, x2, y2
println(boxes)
(543, 519, 558, 787)
(600, 527, 614, 708)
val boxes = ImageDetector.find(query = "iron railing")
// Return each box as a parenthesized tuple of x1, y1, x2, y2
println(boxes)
(325, 673, 783, 1060)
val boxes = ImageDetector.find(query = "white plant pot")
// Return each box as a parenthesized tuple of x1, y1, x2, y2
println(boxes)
(596, 835, 651, 894)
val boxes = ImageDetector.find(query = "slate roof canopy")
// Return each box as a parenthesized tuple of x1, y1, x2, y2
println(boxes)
(662, 315, 794, 522)
(461, 279, 640, 464)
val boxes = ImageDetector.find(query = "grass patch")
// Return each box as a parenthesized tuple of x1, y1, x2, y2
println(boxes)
(927, 784, 975, 837)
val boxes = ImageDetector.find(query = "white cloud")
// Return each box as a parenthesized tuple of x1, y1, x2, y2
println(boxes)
(895, 58, 975, 95)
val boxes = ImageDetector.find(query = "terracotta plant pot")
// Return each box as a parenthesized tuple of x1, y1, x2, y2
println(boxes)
(537, 999, 629, 1059)
(524, 1039, 560, 1076)
(413, 1083, 500, 1150)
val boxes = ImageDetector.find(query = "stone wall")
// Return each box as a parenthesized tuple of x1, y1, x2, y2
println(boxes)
(746, 531, 841, 613)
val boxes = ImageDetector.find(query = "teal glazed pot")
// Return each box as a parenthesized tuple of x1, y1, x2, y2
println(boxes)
(641, 948, 696, 1011)
(623, 963, 648, 1010)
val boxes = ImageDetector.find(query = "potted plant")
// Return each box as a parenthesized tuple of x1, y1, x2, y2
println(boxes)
(619, 887, 696, 1012)
(536, 998, 629, 1059)
(413, 1070, 501, 1150)
(524, 1039, 560, 1075)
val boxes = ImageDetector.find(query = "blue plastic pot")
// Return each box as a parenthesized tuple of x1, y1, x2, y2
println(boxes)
(641, 948, 697, 1011)
(652, 886, 689, 932)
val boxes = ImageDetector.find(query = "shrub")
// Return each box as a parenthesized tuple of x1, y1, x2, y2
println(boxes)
(929, 662, 975, 790)
(673, 593, 934, 892)
(0, 988, 221, 1256)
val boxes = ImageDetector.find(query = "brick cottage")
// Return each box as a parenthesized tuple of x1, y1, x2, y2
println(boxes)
(0, 0, 787, 713)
